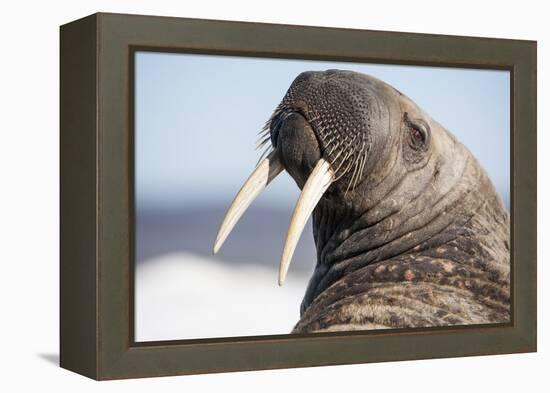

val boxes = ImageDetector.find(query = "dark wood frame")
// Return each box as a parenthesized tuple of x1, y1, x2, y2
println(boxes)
(60, 12, 537, 380)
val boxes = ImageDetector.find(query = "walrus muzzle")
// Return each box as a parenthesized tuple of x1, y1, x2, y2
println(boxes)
(213, 70, 380, 285)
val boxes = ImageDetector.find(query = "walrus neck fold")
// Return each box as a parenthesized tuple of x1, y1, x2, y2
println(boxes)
(300, 147, 492, 315)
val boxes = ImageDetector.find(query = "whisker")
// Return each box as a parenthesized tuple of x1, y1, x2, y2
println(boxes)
(357, 142, 369, 183)
(350, 139, 367, 191)
(346, 155, 360, 192)
(347, 145, 364, 194)
(332, 132, 360, 174)
(256, 145, 273, 166)
(333, 144, 355, 175)
(255, 135, 272, 150)
(334, 152, 355, 182)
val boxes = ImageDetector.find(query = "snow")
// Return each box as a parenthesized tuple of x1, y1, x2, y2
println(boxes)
(135, 252, 310, 341)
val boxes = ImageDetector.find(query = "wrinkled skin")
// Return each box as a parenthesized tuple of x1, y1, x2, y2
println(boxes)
(267, 70, 510, 332)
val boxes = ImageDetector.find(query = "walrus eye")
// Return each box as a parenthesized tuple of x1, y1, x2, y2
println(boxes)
(411, 126, 424, 142)
(404, 113, 429, 149)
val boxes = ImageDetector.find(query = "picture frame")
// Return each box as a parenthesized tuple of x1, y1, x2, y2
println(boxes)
(60, 12, 537, 380)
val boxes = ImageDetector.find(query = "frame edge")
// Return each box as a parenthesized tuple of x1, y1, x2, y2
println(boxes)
(88, 12, 537, 379)
(60, 13, 100, 380)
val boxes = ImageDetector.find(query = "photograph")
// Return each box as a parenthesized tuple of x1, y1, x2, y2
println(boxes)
(2, 0, 543, 387)
(134, 52, 510, 342)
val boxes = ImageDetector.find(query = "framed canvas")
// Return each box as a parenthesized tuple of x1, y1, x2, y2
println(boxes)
(60, 12, 537, 380)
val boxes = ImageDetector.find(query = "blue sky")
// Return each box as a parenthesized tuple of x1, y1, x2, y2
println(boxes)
(135, 52, 510, 210)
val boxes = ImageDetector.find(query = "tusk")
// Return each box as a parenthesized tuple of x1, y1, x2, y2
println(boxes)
(213, 150, 284, 254)
(279, 159, 335, 286)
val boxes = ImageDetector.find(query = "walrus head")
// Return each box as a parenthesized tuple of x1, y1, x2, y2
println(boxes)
(214, 69, 478, 312)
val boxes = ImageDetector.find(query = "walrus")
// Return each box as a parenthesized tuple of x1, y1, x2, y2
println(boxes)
(213, 69, 510, 333)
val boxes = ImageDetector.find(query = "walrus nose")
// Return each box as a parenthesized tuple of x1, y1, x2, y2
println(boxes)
(276, 112, 322, 189)
(269, 110, 292, 148)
